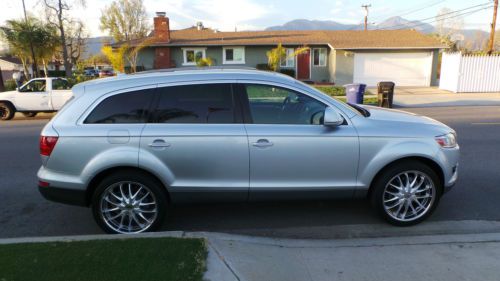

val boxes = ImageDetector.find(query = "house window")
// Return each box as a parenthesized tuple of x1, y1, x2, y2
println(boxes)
(183, 48, 206, 65)
(313, 48, 327, 67)
(280, 48, 295, 67)
(223, 47, 245, 64)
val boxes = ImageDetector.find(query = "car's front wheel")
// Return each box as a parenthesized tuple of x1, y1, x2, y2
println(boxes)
(91, 171, 168, 234)
(371, 161, 442, 226)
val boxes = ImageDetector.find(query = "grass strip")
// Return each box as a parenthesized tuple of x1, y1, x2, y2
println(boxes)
(0, 237, 207, 281)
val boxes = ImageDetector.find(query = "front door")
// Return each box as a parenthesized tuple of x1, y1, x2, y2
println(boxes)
(15, 79, 51, 111)
(297, 49, 311, 80)
(139, 83, 249, 202)
(240, 83, 359, 200)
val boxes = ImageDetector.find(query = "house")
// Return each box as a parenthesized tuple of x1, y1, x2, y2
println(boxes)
(0, 56, 24, 83)
(123, 12, 446, 86)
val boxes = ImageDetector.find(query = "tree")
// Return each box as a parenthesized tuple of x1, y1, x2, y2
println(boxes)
(0, 17, 59, 78)
(266, 43, 308, 71)
(435, 8, 464, 38)
(100, 0, 149, 42)
(124, 37, 153, 73)
(43, 0, 86, 77)
(101, 45, 127, 73)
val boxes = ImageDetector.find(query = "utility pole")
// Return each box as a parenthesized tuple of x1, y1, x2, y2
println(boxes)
(362, 4, 371, 31)
(21, 0, 38, 78)
(487, 0, 498, 54)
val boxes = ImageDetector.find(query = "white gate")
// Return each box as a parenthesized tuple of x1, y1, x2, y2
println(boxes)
(439, 52, 500, 93)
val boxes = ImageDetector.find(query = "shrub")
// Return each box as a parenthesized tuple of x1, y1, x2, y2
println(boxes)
(255, 63, 271, 71)
(279, 69, 295, 78)
(4, 79, 17, 91)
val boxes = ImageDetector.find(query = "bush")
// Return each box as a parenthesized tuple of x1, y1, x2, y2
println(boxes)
(255, 63, 271, 71)
(314, 85, 346, 96)
(67, 75, 96, 87)
(47, 70, 66, 77)
(4, 79, 17, 91)
(279, 69, 295, 78)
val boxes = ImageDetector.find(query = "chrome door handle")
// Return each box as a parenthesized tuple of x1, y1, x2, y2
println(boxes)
(148, 140, 171, 148)
(252, 139, 273, 148)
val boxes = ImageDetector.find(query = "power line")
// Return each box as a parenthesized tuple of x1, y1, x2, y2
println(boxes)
(394, 5, 494, 30)
(370, 0, 445, 23)
(377, 2, 493, 30)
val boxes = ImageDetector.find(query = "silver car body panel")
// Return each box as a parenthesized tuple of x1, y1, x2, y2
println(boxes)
(38, 68, 459, 205)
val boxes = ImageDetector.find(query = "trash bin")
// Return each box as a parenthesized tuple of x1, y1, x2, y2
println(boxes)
(377, 81, 395, 108)
(344, 83, 366, 104)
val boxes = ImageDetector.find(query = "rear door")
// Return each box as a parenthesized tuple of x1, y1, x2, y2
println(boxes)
(50, 78, 73, 110)
(238, 83, 359, 200)
(139, 82, 249, 202)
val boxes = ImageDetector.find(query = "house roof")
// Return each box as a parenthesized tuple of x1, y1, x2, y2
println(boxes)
(118, 28, 446, 49)
(0, 56, 22, 65)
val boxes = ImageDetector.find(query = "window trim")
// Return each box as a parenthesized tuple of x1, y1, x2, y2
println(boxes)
(312, 48, 327, 67)
(280, 48, 295, 68)
(222, 46, 246, 65)
(77, 84, 158, 125)
(239, 83, 329, 126)
(182, 47, 207, 66)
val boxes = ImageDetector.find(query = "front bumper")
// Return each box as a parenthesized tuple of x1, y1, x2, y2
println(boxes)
(38, 185, 87, 207)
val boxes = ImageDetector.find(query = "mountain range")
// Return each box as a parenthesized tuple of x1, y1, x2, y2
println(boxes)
(266, 16, 489, 50)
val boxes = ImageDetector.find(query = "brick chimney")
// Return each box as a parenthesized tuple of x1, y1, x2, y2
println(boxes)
(154, 12, 170, 43)
(153, 12, 173, 69)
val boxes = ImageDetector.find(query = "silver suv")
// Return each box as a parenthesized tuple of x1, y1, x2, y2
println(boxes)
(38, 69, 459, 234)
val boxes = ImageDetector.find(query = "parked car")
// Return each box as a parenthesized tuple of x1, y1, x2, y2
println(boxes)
(0, 77, 73, 120)
(84, 69, 99, 77)
(38, 68, 459, 234)
(98, 69, 114, 77)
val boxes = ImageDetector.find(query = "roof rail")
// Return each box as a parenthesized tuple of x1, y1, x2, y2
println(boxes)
(131, 66, 258, 75)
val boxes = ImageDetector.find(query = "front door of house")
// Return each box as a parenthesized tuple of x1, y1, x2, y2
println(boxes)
(297, 49, 310, 80)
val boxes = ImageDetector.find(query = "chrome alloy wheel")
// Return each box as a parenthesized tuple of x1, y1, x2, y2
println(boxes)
(99, 181, 158, 234)
(382, 171, 436, 222)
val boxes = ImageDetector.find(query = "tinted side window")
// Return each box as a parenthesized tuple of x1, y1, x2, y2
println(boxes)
(244, 84, 326, 125)
(154, 84, 235, 124)
(84, 89, 155, 124)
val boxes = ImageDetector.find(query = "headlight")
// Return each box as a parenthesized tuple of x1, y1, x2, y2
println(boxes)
(435, 133, 457, 148)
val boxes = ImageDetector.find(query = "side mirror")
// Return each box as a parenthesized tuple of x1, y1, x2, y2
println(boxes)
(323, 107, 344, 126)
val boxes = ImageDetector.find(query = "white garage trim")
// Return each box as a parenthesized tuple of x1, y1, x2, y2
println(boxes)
(353, 52, 433, 87)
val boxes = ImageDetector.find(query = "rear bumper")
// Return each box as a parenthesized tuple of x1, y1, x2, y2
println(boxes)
(38, 185, 87, 207)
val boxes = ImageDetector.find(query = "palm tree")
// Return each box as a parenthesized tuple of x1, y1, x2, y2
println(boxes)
(266, 43, 309, 72)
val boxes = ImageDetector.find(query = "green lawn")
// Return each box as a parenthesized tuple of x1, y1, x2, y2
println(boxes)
(314, 85, 377, 105)
(0, 237, 207, 281)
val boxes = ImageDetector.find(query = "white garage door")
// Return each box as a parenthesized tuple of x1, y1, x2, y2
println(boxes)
(353, 52, 433, 86)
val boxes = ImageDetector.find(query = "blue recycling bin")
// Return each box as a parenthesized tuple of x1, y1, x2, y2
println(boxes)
(344, 83, 366, 104)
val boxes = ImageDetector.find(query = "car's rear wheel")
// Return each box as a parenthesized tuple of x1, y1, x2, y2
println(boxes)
(371, 161, 442, 226)
(0, 102, 15, 121)
(22, 112, 37, 117)
(91, 171, 167, 234)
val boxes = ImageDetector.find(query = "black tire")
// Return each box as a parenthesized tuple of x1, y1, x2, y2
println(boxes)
(91, 170, 168, 234)
(0, 102, 15, 121)
(22, 112, 37, 118)
(370, 160, 442, 226)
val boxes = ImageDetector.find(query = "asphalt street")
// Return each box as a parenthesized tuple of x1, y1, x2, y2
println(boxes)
(0, 107, 499, 239)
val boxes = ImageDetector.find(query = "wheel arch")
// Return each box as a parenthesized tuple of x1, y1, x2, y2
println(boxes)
(85, 166, 171, 206)
(366, 156, 445, 199)
(0, 100, 16, 111)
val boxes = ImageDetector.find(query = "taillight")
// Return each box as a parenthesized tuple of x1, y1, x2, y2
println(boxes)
(40, 136, 59, 156)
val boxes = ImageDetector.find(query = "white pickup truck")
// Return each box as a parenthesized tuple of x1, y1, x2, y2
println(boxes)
(0, 77, 73, 120)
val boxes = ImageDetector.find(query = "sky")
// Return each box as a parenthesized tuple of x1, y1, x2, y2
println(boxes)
(0, 0, 496, 38)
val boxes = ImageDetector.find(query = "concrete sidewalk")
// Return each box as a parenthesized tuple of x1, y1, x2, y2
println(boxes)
(366, 86, 500, 107)
(202, 231, 500, 281)
(2, 221, 500, 281)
